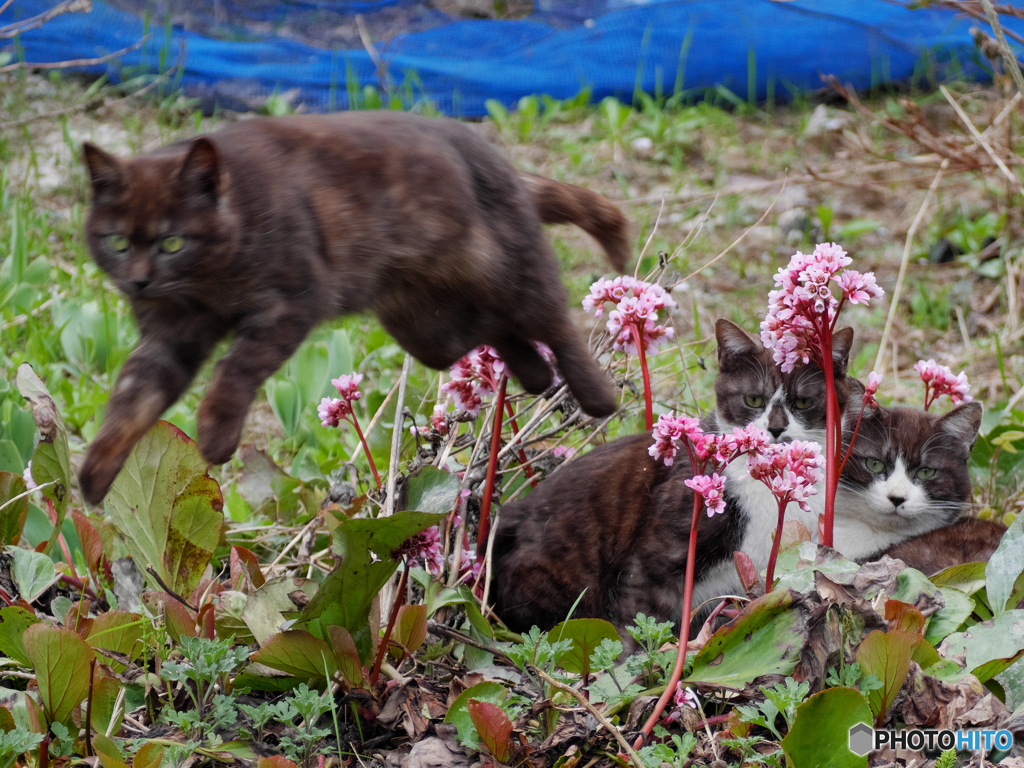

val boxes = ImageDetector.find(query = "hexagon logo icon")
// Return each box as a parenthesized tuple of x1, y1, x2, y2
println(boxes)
(848, 722, 873, 756)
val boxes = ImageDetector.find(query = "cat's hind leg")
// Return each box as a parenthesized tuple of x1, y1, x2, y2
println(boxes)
(542, 330, 618, 417)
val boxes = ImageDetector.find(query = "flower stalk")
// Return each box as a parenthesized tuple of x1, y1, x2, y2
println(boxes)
(319, 373, 381, 488)
(476, 376, 507, 561)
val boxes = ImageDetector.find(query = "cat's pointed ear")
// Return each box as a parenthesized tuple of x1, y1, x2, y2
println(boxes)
(831, 326, 855, 376)
(82, 143, 126, 201)
(936, 401, 983, 454)
(716, 319, 760, 366)
(178, 137, 223, 203)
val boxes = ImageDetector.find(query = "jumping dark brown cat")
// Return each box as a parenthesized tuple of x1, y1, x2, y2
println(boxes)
(78, 112, 630, 504)
(491, 319, 854, 634)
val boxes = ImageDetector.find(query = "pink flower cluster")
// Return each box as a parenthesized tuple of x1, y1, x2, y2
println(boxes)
(915, 359, 972, 411)
(583, 276, 676, 355)
(746, 440, 825, 514)
(674, 684, 699, 710)
(684, 473, 727, 516)
(649, 415, 771, 468)
(394, 526, 444, 575)
(441, 346, 506, 416)
(760, 243, 883, 373)
(863, 370, 883, 409)
(449, 547, 482, 585)
(411, 403, 450, 437)
(318, 373, 364, 427)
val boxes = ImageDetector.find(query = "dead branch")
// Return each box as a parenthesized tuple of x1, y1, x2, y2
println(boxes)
(0, 0, 91, 39)
(0, 37, 148, 74)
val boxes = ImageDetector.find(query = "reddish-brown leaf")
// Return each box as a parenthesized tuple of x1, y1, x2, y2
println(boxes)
(733, 551, 759, 592)
(230, 545, 265, 591)
(327, 625, 366, 688)
(141, 592, 197, 643)
(393, 604, 428, 656)
(856, 628, 917, 726)
(71, 510, 104, 576)
(257, 757, 299, 768)
(467, 699, 513, 763)
(885, 599, 925, 639)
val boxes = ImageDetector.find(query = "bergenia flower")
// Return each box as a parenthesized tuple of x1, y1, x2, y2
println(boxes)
(684, 473, 727, 517)
(746, 440, 825, 514)
(649, 413, 703, 465)
(760, 243, 883, 372)
(331, 373, 364, 402)
(23, 461, 35, 491)
(394, 526, 444, 576)
(318, 397, 352, 428)
(863, 371, 883, 409)
(674, 684, 699, 710)
(410, 403, 450, 437)
(914, 359, 972, 411)
(585, 277, 676, 355)
(449, 547, 483, 585)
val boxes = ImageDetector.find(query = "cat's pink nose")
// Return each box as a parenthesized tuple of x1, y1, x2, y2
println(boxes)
(888, 495, 906, 509)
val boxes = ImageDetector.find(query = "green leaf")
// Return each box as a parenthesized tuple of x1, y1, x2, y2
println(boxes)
(925, 588, 975, 645)
(15, 364, 70, 557)
(214, 590, 255, 644)
(443, 681, 508, 749)
(467, 699, 513, 763)
(294, 510, 446, 662)
(0, 606, 39, 666)
(105, 421, 224, 597)
(133, 742, 164, 768)
(89, 672, 122, 737)
(265, 378, 301, 438)
(986, 513, 1023, 615)
(393, 604, 428, 656)
(86, 611, 144, 666)
(241, 576, 320, 645)
(251, 630, 338, 679)
(0, 472, 28, 546)
(23, 624, 93, 726)
(773, 541, 859, 593)
(9, 547, 57, 603)
(685, 590, 805, 689)
(930, 561, 988, 596)
(781, 687, 870, 768)
(855, 629, 917, 724)
(403, 467, 461, 515)
(550, 618, 620, 679)
(92, 733, 128, 768)
(326, 625, 365, 688)
(937, 610, 1024, 683)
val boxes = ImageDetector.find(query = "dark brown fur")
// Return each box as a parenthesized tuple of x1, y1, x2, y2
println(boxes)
(492, 319, 853, 635)
(882, 517, 1006, 575)
(78, 112, 630, 504)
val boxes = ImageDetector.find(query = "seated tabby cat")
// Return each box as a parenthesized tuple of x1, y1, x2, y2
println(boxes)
(77, 111, 630, 505)
(491, 318, 854, 635)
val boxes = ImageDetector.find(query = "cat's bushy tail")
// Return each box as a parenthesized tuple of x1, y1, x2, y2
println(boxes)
(522, 174, 631, 272)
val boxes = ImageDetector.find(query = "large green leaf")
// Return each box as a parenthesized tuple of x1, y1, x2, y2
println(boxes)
(936, 610, 1024, 683)
(782, 687, 871, 768)
(403, 467, 461, 515)
(856, 629, 917, 725)
(241, 576, 320, 645)
(105, 421, 224, 597)
(684, 589, 806, 689)
(986, 514, 1024, 615)
(550, 618, 620, 679)
(86, 611, 144, 666)
(0, 471, 28, 545)
(294, 510, 446, 663)
(9, 548, 56, 603)
(23, 624, 93, 726)
(930, 562, 988, 596)
(925, 588, 975, 645)
(443, 681, 508, 749)
(0, 606, 39, 666)
(15, 364, 70, 556)
(773, 542, 859, 594)
(251, 630, 338, 679)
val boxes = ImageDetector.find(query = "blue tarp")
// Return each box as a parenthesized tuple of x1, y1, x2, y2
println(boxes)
(3, 0, 1023, 116)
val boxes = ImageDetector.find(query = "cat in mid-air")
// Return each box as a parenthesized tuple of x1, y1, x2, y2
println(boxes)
(77, 111, 630, 504)
(491, 319, 855, 634)
(834, 394, 982, 562)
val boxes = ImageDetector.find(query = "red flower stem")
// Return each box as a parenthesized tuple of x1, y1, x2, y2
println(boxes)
(371, 558, 410, 685)
(476, 376, 507, 561)
(503, 401, 536, 484)
(349, 411, 381, 489)
(634, 483, 703, 748)
(630, 324, 654, 430)
(45, 499, 77, 579)
(819, 328, 839, 548)
(764, 496, 790, 588)
(837, 399, 869, 477)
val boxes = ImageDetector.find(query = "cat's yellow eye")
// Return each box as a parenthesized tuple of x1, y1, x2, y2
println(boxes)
(866, 458, 885, 474)
(104, 234, 130, 253)
(916, 467, 936, 480)
(159, 236, 186, 253)
(744, 394, 764, 408)
(794, 396, 813, 410)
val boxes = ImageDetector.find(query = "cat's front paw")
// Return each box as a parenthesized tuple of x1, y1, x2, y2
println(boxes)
(196, 419, 242, 465)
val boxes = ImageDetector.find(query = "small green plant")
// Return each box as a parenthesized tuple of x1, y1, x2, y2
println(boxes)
(277, 684, 334, 765)
(0, 727, 45, 768)
(638, 729, 696, 767)
(909, 281, 951, 331)
(735, 678, 810, 740)
(935, 748, 957, 768)
(623, 613, 677, 687)
(160, 636, 250, 740)
(824, 660, 883, 695)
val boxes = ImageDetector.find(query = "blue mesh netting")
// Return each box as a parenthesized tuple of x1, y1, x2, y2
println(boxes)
(3, 0, 1023, 116)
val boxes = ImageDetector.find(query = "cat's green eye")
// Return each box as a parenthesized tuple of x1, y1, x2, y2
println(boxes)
(794, 396, 813, 410)
(865, 458, 885, 474)
(744, 394, 764, 408)
(104, 234, 130, 253)
(159, 236, 186, 254)
(916, 467, 936, 480)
